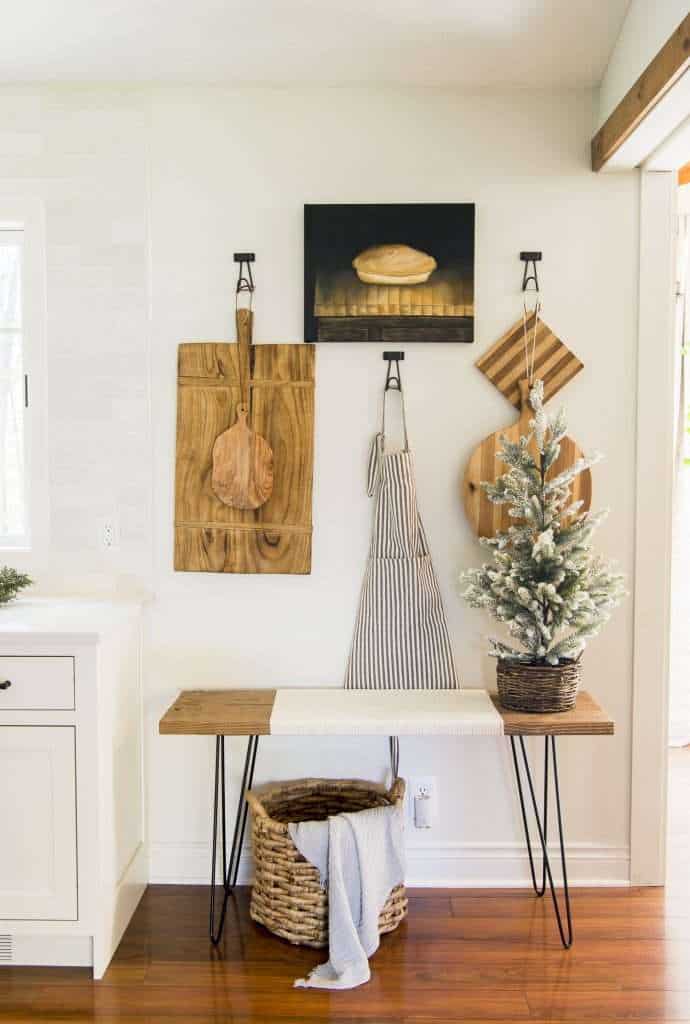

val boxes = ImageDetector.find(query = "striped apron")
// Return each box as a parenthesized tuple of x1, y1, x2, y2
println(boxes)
(345, 389, 459, 690)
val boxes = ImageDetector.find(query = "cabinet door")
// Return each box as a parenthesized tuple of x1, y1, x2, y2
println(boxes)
(0, 727, 77, 920)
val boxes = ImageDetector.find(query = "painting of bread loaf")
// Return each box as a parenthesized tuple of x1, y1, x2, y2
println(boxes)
(304, 203, 474, 343)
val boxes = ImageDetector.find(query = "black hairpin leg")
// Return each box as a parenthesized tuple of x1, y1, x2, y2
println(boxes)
(209, 734, 260, 945)
(510, 734, 573, 949)
(389, 736, 400, 778)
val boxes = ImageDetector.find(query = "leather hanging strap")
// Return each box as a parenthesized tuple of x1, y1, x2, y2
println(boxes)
(235, 306, 253, 414)
(522, 297, 542, 385)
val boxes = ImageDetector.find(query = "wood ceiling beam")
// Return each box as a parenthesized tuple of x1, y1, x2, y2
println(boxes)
(591, 13, 690, 172)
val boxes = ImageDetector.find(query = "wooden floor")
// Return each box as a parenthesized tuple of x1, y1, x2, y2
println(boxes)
(1, 749, 689, 1023)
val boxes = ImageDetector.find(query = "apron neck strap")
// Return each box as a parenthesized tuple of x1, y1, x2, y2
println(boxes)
(366, 388, 411, 496)
(381, 387, 409, 452)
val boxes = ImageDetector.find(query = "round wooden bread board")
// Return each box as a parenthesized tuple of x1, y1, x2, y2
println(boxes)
(463, 380, 592, 539)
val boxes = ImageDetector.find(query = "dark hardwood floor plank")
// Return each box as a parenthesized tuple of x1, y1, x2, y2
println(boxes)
(1, 747, 690, 1024)
(525, 987, 690, 1020)
(0, 982, 532, 1020)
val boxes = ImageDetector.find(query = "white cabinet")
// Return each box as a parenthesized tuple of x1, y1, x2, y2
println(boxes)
(0, 726, 77, 920)
(0, 599, 146, 979)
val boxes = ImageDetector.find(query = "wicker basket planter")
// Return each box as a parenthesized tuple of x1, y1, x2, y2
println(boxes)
(496, 658, 581, 713)
(245, 777, 408, 948)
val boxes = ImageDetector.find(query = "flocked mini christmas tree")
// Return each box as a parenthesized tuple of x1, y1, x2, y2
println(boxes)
(460, 380, 625, 665)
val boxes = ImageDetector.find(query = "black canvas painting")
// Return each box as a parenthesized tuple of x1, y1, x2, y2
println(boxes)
(304, 203, 475, 343)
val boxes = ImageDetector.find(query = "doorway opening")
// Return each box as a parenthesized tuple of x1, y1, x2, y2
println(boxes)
(667, 164, 690, 889)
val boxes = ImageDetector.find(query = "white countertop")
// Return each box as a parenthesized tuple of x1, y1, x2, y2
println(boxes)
(0, 597, 143, 644)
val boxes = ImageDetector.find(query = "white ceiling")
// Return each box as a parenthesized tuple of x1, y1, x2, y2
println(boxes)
(2, 0, 629, 87)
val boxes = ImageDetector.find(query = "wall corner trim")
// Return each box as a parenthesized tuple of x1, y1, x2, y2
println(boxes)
(630, 170, 677, 883)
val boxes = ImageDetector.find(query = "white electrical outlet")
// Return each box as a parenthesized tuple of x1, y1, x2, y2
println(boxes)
(98, 515, 120, 550)
(411, 776, 437, 828)
(411, 776, 435, 800)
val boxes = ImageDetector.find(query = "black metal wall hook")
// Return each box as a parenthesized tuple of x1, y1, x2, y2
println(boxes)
(520, 251, 542, 292)
(383, 350, 404, 391)
(234, 252, 255, 296)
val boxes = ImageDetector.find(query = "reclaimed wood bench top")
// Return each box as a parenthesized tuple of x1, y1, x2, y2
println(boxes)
(159, 688, 614, 738)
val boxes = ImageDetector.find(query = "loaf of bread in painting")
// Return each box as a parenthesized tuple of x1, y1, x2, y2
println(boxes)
(352, 244, 437, 285)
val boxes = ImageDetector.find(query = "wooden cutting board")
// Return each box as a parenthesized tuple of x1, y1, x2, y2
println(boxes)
(211, 408, 274, 509)
(174, 337, 315, 574)
(475, 312, 583, 409)
(463, 380, 592, 539)
(211, 309, 274, 510)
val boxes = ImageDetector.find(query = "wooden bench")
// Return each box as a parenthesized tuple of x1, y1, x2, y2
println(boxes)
(159, 688, 614, 949)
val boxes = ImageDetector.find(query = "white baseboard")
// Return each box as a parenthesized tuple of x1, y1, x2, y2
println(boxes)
(150, 840, 630, 888)
(404, 841, 630, 886)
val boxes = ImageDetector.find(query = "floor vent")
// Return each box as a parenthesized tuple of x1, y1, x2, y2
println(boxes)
(0, 935, 12, 963)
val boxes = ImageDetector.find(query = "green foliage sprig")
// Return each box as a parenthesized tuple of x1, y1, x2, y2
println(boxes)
(0, 567, 32, 606)
(460, 380, 625, 665)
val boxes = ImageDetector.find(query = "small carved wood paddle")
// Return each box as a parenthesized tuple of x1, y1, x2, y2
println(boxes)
(211, 308, 273, 510)
(463, 379, 591, 539)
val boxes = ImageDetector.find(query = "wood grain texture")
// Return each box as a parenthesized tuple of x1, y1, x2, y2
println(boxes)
(159, 689, 276, 735)
(490, 690, 614, 736)
(3, 840, 690, 1023)
(476, 313, 583, 409)
(591, 13, 690, 171)
(174, 335, 314, 574)
(210, 309, 273, 511)
(463, 379, 592, 539)
(211, 409, 274, 510)
(158, 688, 612, 737)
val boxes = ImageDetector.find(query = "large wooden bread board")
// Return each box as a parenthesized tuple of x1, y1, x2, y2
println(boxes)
(463, 381, 591, 539)
(175, 341, 315, 574)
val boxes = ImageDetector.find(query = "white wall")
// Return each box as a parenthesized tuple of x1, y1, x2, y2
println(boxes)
(598, 0, 689, 128)
(0, 88, 152, 590)
(1, 85, 638, 885)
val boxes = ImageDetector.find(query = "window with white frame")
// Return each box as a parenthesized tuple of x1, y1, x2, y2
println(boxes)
(0, 229, 27, 547)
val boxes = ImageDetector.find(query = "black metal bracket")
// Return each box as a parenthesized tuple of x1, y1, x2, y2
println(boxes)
(207, 727, 572, 951)
(383, 350, 404, 391)
(209, 734, 260, 945)
(233, 252, 255, 296)
(520, 251, 542, 293)
(509, 735, 573, 949)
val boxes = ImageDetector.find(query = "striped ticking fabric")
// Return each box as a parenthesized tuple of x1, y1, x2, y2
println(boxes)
(345, 441, 459, 691)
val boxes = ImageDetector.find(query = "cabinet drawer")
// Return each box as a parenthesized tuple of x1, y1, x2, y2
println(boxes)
(0, 657, 75, 711)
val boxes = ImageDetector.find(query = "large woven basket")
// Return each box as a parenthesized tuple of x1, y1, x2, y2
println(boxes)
(246, 777, 407, 948)
(496, 658, 581, 713)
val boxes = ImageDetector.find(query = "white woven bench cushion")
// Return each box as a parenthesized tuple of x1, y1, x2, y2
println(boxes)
(269, 688, 503, 736)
